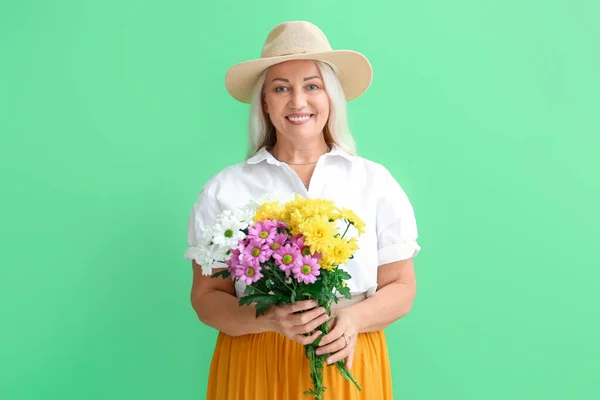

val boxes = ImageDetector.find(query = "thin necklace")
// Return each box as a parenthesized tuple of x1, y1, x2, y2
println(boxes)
(273, 145, 331, 166)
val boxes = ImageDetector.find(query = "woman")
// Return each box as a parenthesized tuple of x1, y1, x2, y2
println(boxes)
(185, 21, 421, 399)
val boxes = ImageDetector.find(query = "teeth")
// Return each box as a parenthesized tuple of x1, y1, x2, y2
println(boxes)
(288, 115, 311, 122)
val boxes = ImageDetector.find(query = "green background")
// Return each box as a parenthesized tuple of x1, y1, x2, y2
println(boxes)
(1, 1, 599, 399)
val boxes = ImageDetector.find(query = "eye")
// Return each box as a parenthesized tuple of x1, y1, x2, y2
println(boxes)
(275, 86, 288, 93)
(307, 84, 319, 91)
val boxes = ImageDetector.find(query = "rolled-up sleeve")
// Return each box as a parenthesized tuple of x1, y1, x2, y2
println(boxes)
(184, 187, 222, 260)
(376, 169, 421, 266)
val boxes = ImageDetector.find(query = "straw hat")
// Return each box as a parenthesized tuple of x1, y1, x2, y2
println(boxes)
(225, 21, 373, 104)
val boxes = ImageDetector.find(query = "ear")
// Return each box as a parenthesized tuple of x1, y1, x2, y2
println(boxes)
(263, 100, 269, 114)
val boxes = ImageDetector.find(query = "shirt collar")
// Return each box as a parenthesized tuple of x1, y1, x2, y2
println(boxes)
(246, 143, 354, 165)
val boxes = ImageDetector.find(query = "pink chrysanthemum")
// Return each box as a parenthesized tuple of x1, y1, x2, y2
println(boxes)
(225, 246, 242, 275)
(276, 220, 289, 230)
(235, 263, 264, 285)
(272, 243, 302, 277)
(292, 255, 321, 284)
(269, 233, 289, 253)
(242, 240, 271, 266)
(247, 220, 277, 245)
(291, 235, 322, 260)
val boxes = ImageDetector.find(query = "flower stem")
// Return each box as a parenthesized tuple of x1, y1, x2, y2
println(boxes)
(340, 222, 351, 239)
(303, 309, 362, 398)
(270, 262, 295, 292)
(305, 345, 325, 399)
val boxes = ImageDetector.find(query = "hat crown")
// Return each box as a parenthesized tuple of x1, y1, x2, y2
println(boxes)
(261, 21, 332, 58)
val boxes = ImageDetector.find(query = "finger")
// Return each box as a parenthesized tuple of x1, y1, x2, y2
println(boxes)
(289, 299, 318, 313)
(326, 344, 352, 365)
(315, 336, 346, 356)
(319, 321, 345, 347)
(294, 307, 326, 325)
(326, 313, 336, 330)
(346, 349, 355, 370)
(294, 312, 329, 336)
(295, 330, 322, 345)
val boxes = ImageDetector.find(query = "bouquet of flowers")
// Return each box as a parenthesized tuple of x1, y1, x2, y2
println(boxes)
(185, 193, 366, 399)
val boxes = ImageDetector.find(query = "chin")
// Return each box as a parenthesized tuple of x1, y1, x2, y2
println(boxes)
(283, 129, 324, 138)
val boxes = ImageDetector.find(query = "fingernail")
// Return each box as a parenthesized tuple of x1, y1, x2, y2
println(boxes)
(327, 358, 333, 364)
(316, 349, 322, 355)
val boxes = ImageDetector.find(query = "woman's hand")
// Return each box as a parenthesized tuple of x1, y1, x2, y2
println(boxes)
(315, 308, 361, 369)
(263, 299, 331, 345)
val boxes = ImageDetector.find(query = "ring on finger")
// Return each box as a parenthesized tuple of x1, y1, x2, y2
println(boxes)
(342, 333, 351, 346)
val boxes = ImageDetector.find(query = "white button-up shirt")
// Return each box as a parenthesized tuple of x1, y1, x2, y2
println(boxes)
(185, 144, 421, 299)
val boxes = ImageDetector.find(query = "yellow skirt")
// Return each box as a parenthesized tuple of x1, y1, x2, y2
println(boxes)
(206, 330, 393, 400)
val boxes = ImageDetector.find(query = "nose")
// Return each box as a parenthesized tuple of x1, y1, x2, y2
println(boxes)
(288, 90, 308, 110)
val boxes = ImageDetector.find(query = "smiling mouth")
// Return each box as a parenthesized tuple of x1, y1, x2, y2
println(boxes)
(286, 114, 313, 123)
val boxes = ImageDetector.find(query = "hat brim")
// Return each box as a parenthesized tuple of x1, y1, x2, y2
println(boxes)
(225, 50, 373, 104)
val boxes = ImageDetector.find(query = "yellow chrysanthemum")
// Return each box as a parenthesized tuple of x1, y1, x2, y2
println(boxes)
(316, 237, 359, 270)
(283, 194, 309, 214)
(339, 208, 366, 234)
(287, 209, 305, 236)
(300, 215, 338, 254)
(328, 237, 356, 266)
(347, 237, 359, 255)
(318, 257, 336, 271)
(281, 196, 306, 227)
(254, 201, 285, 222)
(302, 199, 338, 220)
(283, 196, 339, 222)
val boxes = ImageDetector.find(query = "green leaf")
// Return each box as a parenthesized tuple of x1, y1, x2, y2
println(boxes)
(255, 303, 271, 318)
(310, 279, 324, 291)
(239, 294, 278, 306)
(299, 286, 331, 303)
(270, 288, 289, 297)
(211, 269, 230, 279)
(337, 270, 352, 280)
(339, 286, 352, 299)
(238, 296, 254, 306)
(244, 285, 257, 295)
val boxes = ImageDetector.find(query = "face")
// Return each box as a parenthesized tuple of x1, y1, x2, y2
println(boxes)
(262, 60, 330, 142)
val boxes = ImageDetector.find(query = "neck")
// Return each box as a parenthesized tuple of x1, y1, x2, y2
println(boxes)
(272, 136, 330, 165)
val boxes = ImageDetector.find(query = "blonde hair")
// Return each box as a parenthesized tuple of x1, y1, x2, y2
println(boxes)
(247, 61, 357, 158)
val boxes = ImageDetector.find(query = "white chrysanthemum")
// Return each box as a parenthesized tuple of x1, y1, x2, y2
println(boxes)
(186, 246, 211, 265)
(243, 199, 260, 213)
(198, 229, 213, 246)
(183, 231, 212, 260)
(234, 206, 255, 230)
(210, 242, 231, 261)
(193, 245, 231, 276)
(200, 264, 212, 275)
(184, 246, 202, 262)
(211, 216, 246, 249)
(212, 261, 227, 270)
(200, 260, 227, 276)
(219, 209, 234, 220)
(185, 217, 239, 275)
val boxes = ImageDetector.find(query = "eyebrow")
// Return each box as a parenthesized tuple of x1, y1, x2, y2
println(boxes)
(271, 76, 322, 83)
